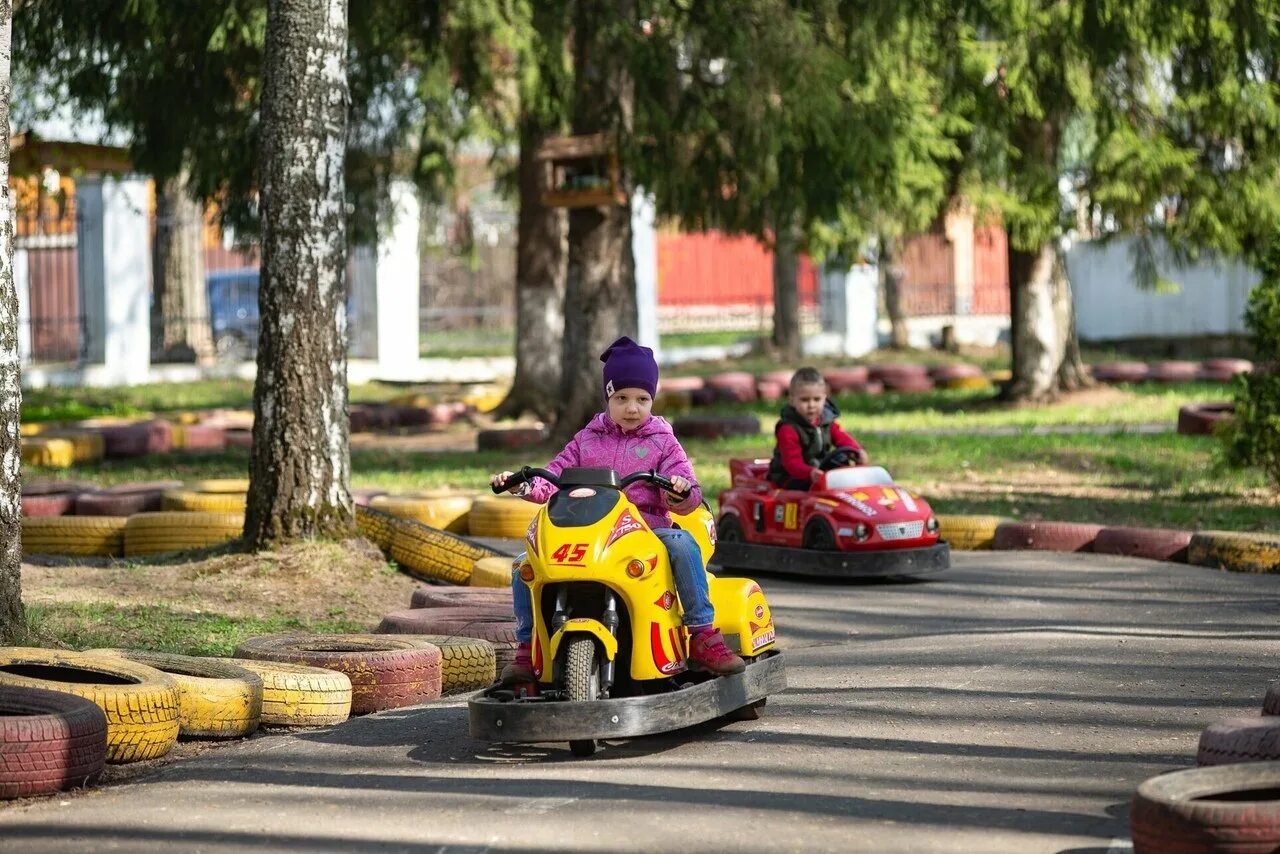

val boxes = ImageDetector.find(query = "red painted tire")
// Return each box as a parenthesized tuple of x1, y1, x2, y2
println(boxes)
(1093, 527, 1192, 563)
(1149, 360, 1200, 383)
(21, 493, 77, 517)
(0, 686, 107, 799)
(759, 370, 795, 388)
(352, 488, 388, 508)
(22, 479, 98, 497)
(756, 380, 786, 402)
(1197, 716, 1280, 767)
(349, 406, 375, 433)
(99, 420, 173, 458)
(427, 404, 457, 426)
(869, 363, 929, 383)
(1177, 402, 1235, 436)
(387, 406, 433, 428)
(928, 363, 985, 381)
(411, 587, 514, 609)
(825, 366, 871, 391)
(706, 372, 757, 402)
(224, 430, 253, 449)
(672, 415, 761, 440)
(376, 608, 519, 645)
(1091, 361, 1149, 383)
(178, 425, 227, 452)
(849, 380, 884, 395)
(992, 521, 1102, 552)
(1130, 762, 1280, 853)
(661, 376, 705, 393)
(1202, 358, 1253, 378)
(74, 492, 161, 517)
(881, 376, 936, 393)
(233, 634, 443, 716)
(1265, 683, 1280, 716)
(477, 427, 548, 451)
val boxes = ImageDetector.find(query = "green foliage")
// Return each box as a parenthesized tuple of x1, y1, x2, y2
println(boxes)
(1225, 239, 1280, 487)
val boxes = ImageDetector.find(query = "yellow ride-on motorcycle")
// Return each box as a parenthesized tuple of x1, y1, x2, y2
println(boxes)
(468, 465, 786, 756)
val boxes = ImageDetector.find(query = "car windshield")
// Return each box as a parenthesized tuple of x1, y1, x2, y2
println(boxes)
(824, 466, 894, 490)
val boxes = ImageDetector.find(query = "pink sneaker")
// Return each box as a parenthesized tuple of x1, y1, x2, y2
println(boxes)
(500, 642, 534, 684)
(687, 627, 746, 675)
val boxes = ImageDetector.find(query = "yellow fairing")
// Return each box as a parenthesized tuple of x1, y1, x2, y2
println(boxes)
(527, 496, 685, 683)
(708, 576, 777, 656)
(671, 505, 718, 567)
(547, 618, 619, 664)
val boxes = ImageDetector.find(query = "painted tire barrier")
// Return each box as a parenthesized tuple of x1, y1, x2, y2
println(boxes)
(376, 608, 519, 646)
(233, 634, 442, 716)
(0, 686, 107, 799)
(477, 427, 548, 451)
(88, 651, 263, 739)
(937, 515, 1009, 551)
(378, 634, 496, 693)
(1197, 716, 1280, 766)
(217, 659, 351, 727)
(171, 424, 227, 452)
(1092, 361, 1149, 383)
(759, 370, 795, 388)
(370, 493, 474, 533)
(1265, 683, 1280, 716)
(224, 430, 253, 449)
(992, 521, 1103, 553)
(21, 516, 128, 558)
(938, 375, 993, 391)
(123, 512, 244, 557)
(1130, 761, 1280, 853)
(99, 420, 174, 458)
(0, 649, 180, 764)
(1148, 360, 1201, 383)
(1177, 402, 1235, 436)
(387, 515, 507, 585)
(661, 376, 705, 393)
(1199, 358, 1254, 382)
(469, 555, 516, 588)
(672, 415, 761, 440)
(355, 505, 399, 552)
(928, 363, 984, 382)
(73, 480, 183, 516)
(20, 438, 77, 469)
(1188, 531, 1280, 574)
(20, 492, 77, 518)
(410, 584, 513, 609)
(38, 431, 105, 464)
(825, 366, 871, 391)
(161, 489, 248, 513)
(1093, 526, 1193, 563)
(352, 488, 388, 508)
(756, 380, 786, 402)
(468, 495, 540, 539)
(706, 372, 758, 403)
(22, 478, 98, 497)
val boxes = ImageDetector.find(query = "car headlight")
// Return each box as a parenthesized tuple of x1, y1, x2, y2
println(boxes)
(854, 523, 870, 540)
(926, 516, 939, 533)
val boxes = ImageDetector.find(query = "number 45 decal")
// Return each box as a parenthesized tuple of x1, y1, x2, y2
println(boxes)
(551, 543, 588, 563)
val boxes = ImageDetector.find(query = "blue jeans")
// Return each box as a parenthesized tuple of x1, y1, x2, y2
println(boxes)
(512, 527, 715, 643)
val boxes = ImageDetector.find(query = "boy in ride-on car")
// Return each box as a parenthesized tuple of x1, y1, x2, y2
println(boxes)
(766, 367, 869, 490)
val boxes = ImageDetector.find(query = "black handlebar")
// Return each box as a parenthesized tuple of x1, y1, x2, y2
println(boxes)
(620, 469, 692, 501)
(493, 466, 691, 500)
(490, 466, 559, 494)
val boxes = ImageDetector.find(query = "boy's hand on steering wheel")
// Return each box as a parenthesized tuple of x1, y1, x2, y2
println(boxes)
(853, 448, 870, 465)
(663, 475, 692, 504)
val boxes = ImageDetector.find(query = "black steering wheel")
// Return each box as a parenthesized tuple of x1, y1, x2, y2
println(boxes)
(818, 446, 859, 471)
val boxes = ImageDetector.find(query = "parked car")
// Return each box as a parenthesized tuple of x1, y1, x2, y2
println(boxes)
(206, 268, 260, 362)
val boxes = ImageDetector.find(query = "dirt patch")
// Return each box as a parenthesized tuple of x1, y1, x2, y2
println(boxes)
(21, 538, 420, 631)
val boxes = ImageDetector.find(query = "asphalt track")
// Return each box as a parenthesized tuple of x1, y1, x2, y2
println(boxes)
(2, 550, 1277, 853)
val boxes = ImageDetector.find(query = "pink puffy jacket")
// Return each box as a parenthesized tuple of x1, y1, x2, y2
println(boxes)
(523, 413, 702, 529)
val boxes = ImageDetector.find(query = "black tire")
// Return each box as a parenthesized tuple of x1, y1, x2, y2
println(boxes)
(565, 637, 599, 757)
(716, 514, 746, 544)
(1130, 761, 1280, 853)
(803, 517, 838, 551)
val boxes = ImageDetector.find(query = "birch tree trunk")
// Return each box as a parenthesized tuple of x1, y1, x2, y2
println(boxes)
(553, 0, 637, 442)
(246, 0, 353, 548)
(494, 115, 566, 422)
(1006, 241, 1090, 401)
(152, 167, 213, 363)
(0, 0, 24, 642)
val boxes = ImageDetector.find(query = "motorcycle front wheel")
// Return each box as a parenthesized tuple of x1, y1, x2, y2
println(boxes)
(565, 637, 600, 757)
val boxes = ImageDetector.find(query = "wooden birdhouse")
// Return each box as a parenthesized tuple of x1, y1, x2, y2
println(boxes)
(536, 133, 627, 209)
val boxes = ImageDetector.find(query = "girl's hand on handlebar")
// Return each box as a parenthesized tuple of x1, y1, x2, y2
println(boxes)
(490, 471, 519, 494)
(663, 475, 692, 504)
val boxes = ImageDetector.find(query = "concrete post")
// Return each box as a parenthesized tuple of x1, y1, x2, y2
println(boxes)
(76, 176, 151, 384)
(945, 206, 975, 316)
(808, 262, 878, 357)
(631, 188, 659, 358)
(374, 179, 421, 368)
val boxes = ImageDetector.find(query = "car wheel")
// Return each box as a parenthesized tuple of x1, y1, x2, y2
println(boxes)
(716, 514, 746, 543)
(803, 518, 838, 551)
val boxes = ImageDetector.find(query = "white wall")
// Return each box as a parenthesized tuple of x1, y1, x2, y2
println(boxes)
(1068, 237, 1259, 340)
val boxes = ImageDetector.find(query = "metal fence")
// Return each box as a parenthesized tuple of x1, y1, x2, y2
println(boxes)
(16, 203, 84, 365)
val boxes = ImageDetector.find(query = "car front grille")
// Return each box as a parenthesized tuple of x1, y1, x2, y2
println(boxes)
(876, 520, 924, 541)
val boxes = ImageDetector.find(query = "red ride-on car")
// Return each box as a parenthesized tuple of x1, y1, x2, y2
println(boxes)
(711, 448, 951, 579)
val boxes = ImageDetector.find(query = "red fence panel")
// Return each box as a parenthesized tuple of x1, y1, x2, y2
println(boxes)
(972, 226, 1010, 315)
(656, 230, 817, 308)
(899, 233, 955, 316)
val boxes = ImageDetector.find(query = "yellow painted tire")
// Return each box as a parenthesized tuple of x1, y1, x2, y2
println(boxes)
(21, 516, 128, 557)
(470, 556, 515, 588)
(161, 490, 248, 512)
(123, 512, 243, 556)
(21, 438, 76, 469)
(40, 431, 105, 463)
(86, 650, 262, 739)
(356, 505, 399, 552)
(216, 658, 351, 727)
(379, 634, 495, 693)
(0, 649, 179, 764)
(389, 519, 503, 585)
(939, 376, 994, 391)
(462, 385, 506, 413)
(388, 393, 433, 408)
(1188, 531, 1280, 574)
(370, 493, 475, 533)
(938, 515, 1010, 551)
(20, 422, 64, 437)
(193, 478, 250, 494)
(467, 495, 540, 538)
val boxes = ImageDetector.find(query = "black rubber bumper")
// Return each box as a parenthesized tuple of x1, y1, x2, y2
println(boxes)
(709, 540, 950, 579)
(468, 652, 786, 743)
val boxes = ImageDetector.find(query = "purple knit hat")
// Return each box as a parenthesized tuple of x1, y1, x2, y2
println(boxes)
(600, 336, 659, 398)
